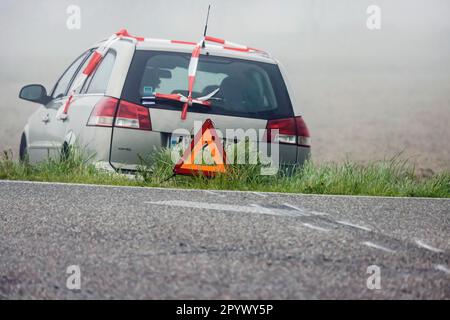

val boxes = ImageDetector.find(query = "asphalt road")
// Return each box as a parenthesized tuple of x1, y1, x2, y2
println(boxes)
(0, 180, 448, 299)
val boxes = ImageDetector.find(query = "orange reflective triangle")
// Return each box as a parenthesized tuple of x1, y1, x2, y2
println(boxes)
(174, 119, 227, 177)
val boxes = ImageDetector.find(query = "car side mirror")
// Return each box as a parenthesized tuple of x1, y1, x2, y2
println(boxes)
(19, 84, 51, 105)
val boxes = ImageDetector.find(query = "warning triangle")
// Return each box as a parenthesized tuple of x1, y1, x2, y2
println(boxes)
(174, 119, 227, 177)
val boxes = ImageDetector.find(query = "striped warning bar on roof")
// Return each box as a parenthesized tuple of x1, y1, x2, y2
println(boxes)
(57, 29, 269, 121)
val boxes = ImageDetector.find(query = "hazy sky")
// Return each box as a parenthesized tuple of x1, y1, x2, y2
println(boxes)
(1, 0, 449, 83)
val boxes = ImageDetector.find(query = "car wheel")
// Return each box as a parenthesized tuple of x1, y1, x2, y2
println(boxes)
(19, 133, 28, 161)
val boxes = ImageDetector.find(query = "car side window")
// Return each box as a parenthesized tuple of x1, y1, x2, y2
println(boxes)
(84, 51, 116, 94)
(67, 50, 94, 94)
(52, 51, 90, 99)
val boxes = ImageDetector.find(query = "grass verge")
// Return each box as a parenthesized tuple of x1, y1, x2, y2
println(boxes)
(0, 149, 449, 198)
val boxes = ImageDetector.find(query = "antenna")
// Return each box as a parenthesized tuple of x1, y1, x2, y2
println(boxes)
(202, 4, 211, 48)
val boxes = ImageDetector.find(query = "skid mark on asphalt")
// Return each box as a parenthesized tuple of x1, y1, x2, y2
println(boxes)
(415, 240, 444, 253)
(362, 241, 396, 254)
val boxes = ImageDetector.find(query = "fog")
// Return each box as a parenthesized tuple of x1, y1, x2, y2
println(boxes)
(1, 0, 449, 171)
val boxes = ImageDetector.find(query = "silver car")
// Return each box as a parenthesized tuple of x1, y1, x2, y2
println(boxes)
(19, 37, 310, 172)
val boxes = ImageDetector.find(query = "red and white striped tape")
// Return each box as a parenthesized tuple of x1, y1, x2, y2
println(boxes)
(204, 36, 263, 53)
(154, 93, 211, 107)
(154, 38, 205, 120)
(144, 38, 197, 46)
(59, 29, 265, 121)
(59, 29, 144, 119)
(154, 36, 264, 120)
(144, 36, 265, 54)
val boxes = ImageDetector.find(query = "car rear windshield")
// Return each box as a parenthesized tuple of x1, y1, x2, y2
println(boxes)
(122, 50, 294, 119)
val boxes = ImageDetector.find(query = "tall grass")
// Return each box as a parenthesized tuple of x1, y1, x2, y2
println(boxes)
(1, 148, 449, 198)
(0, 149, 134, 186)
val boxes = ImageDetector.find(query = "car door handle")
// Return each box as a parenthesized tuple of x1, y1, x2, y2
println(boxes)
(42, 114, 50, 123)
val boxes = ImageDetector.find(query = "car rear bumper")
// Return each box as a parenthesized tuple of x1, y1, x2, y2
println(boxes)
(108, 128, 311, 173)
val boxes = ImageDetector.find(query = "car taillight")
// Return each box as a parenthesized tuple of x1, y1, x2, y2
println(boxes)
(295, 116, 311, 147)
(115, 100, 151, 130)
(87, 97, 119, 127)
(87, 98, 152, 131)
(266, 116, 310, 147)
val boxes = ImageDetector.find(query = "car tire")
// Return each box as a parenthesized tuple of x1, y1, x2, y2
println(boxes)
(19, 133, 28, 161)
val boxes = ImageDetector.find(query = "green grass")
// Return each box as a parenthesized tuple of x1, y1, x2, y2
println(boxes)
(1, 149, 449, 198)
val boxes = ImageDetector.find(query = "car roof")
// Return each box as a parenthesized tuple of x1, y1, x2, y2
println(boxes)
(133, 39, 278, 65)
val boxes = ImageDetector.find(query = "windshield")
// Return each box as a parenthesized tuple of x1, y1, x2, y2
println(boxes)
(122, 50, 294, 119)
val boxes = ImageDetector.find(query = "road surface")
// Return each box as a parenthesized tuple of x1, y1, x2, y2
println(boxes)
(0, 180, 448, 299)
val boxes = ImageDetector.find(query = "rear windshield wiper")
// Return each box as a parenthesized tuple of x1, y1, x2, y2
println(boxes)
(142, 88, 220, 109)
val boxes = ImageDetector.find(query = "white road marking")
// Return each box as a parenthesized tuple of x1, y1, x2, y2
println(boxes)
(282, 203, 311, 216)
(146, 200, 294, 217)
(309, 210, 331, 216)
(336, 220, 372, 232)
(250, 204, 278, 215)
(434, 264, 450, 275)
(302, 223, 330, 232)
(252, 203, 314, 218)
(362, 241, 396, 254)
(415, 240, 444, 253)
(282, 203, 330, 217)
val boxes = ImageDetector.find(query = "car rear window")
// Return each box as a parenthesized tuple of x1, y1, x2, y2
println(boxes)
(122, 50, 294, 119)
